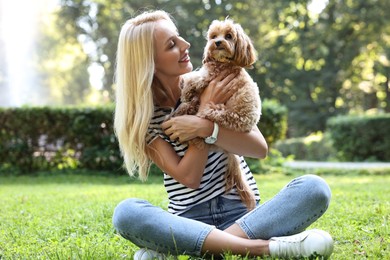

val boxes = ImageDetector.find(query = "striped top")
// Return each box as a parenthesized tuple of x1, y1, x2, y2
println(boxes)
(146, 106, 260, 215)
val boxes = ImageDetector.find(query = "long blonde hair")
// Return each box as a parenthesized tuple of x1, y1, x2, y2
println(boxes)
(114, 10, 172, 181)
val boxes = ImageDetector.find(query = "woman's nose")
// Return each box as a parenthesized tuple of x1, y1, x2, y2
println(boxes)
(181, 39, 191, 50)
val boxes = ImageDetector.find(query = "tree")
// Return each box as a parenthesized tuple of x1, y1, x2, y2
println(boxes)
(0, 28, 9, 107)
(35, 6, 90, 105)
(252, 0, 390, 136)
(0, 0, 10, 107)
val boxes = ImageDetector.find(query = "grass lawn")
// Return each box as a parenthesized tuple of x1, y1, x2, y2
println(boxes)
(0, 171, 389, 259)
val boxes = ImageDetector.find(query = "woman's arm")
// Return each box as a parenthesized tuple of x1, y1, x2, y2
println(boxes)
(163, 116, 267, 158)
(205, 123, 267, 159)
(146, 137, 208, 189)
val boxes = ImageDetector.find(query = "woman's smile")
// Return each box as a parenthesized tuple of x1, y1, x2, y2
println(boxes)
(179, 52, 191, 63)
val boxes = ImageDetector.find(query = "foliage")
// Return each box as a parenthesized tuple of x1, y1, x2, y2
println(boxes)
(246, 148, 294, 176)
(35, 8, 91, 105)
(255, 0, 390, 136)
(33, 0, 390, 137)
(0, 172, 389, 259)
(0, 106, 123, 174)
(0, 103, 285, 174)
(327, 113, 390, 161)
(275, 131, 336, 161)
(257, 99, 288, 147)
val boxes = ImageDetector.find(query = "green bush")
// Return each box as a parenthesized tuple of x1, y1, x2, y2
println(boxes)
(275, 132, 336, 161)
(245, 148, 295, 175)
(327, 114, 390, 161)
(0, 106, 123, 174)
(258, 99, 288, 147)
(0, 102, 287, 174)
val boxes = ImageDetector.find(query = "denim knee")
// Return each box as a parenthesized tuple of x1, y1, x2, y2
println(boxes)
(112, 198, 215, 256)
(300, 174, 331, 210)
(112, 198, 147, 236)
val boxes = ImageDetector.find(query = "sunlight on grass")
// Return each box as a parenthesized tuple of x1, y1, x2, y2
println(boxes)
(0, 173, 389, 259)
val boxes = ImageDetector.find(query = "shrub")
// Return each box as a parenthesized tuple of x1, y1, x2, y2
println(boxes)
(275, 132, 336, 161)
(258, 99, 288, 147)
(327, 114, 390, 161)
(0, 106, 123, 174)
(245, 148, 295, 175)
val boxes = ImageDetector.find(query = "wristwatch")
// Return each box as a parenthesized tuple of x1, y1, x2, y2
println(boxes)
(205, 122, 219, 144)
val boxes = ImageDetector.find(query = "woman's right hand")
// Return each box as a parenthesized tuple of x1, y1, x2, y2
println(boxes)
(199, 72, 239, 107)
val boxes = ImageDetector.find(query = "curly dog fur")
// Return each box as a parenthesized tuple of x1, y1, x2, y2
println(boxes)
(174, 18, 261, 210)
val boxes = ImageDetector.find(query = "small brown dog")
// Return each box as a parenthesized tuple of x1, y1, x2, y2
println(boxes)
(174, 18, 261, 210)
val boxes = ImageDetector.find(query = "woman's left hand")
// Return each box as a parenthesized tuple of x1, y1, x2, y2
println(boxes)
(162, 115, 212, 143)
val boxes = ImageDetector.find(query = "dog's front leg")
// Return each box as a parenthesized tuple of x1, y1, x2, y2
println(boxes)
(196, 103, 228, 125)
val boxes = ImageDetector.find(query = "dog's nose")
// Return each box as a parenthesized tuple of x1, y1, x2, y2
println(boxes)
(215, 41, 222, 47)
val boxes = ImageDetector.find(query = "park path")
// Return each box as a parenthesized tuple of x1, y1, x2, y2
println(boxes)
(283, 161, 390, 169)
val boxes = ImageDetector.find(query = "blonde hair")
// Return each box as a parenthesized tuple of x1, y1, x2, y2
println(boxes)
(114, 10, 172, 181)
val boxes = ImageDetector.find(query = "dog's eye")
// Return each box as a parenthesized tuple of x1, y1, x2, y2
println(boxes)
(210, 35, 217, 39)
(225, 34, 232, 40)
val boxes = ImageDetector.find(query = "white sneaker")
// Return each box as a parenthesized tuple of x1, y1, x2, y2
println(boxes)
(133, 248, 165, 260)
(269, 229, 334, 259)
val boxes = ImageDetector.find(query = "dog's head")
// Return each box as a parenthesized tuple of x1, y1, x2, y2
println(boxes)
(203, 18, 257, 68)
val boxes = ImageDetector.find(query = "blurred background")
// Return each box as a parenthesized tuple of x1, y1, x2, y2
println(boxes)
(0, 0, 389, 138)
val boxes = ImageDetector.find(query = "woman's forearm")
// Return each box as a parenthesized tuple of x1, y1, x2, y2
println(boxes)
(215, 126, 268, 158)
(147, 137, 209, 189)
(197, 88, 267, 157)
(196, 118, 268, 158)
(175, 143, 209, 189)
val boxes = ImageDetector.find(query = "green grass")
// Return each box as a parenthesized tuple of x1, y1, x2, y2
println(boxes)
(0, 171, 389, 259)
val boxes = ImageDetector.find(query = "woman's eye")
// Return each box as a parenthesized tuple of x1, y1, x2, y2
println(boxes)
(169, 41, 175, 48)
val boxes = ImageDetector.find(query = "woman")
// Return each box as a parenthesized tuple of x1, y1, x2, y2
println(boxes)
(113, 10, 333, 259)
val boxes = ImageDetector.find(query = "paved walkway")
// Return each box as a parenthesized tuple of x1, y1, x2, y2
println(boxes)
(283, 161, 390, 169)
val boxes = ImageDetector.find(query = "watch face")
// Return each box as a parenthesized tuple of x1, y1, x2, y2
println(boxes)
(205, 136, 217, 144)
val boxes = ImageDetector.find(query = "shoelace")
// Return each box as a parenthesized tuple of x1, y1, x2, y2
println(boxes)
(273, 232, 310, 257)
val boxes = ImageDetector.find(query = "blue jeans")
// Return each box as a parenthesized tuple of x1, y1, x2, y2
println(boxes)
(112, 174, 331, 256)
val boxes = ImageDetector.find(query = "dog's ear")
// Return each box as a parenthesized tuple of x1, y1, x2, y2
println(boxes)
(233, 24, 257, 68)
(202, 44, 212, 64)
(203, 20, 219, 64)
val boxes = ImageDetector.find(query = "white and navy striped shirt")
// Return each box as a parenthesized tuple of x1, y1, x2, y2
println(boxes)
(146, 106, 260, 215)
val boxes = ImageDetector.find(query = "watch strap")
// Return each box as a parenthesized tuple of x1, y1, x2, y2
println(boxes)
(205, 122, 219, 144)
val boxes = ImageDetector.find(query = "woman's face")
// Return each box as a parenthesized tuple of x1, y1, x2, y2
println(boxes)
(153, 19, 192, 79)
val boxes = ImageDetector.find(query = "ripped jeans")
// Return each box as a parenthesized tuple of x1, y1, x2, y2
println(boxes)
(112, 174, 331, 256)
